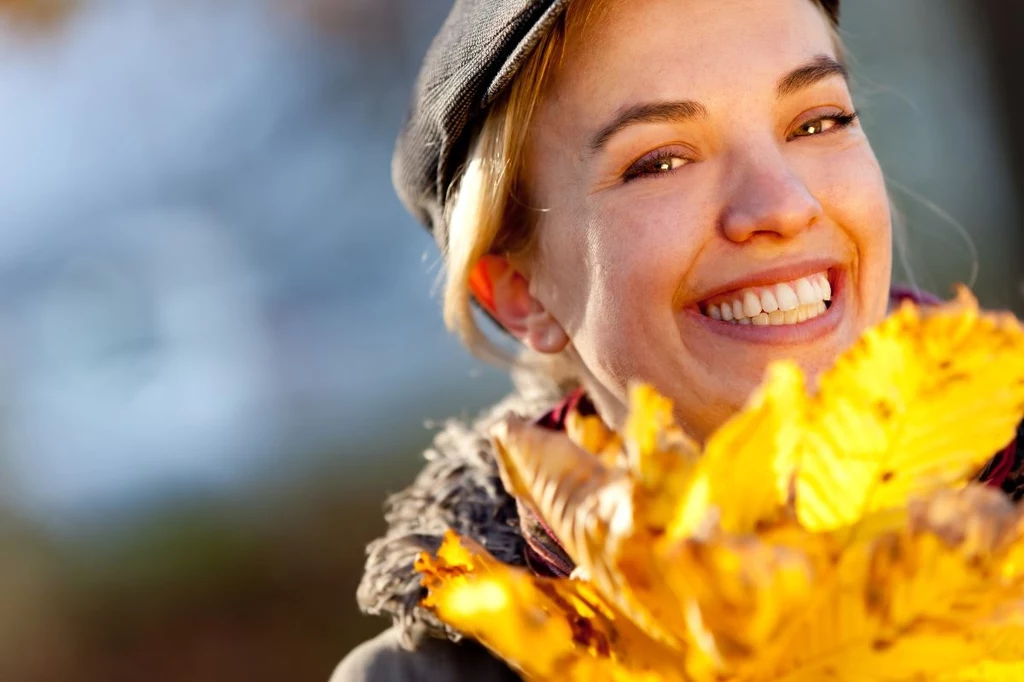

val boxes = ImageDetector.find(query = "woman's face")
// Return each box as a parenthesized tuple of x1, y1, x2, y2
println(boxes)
(516, 0, 892, 439)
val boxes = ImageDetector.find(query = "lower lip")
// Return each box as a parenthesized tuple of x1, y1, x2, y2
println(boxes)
(684, 269, 847, 345)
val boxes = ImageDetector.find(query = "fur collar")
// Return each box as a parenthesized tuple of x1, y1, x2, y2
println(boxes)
(356, 370, 570, 646)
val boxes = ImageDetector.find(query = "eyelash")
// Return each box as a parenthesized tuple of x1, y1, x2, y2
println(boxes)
(791, 109, 859, 138)
(622, 147, 692, 182)
(622, 109, 860, 183)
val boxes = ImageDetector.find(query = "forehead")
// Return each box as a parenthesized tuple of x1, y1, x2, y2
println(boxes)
(552, 0, 837, 109)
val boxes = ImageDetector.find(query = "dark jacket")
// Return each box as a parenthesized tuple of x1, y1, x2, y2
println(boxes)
(331, 626, 519, 682)
(332, 368, 1024, 682)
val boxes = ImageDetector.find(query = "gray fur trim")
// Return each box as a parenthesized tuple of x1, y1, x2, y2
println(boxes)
(356, 380, 564, 646)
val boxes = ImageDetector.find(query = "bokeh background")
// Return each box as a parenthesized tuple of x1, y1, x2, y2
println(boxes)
(0, 1, 1021, 680)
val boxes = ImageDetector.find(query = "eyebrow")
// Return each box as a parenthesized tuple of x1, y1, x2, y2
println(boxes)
(590, 100, 709, 151)
(589, 54, 848, 152)
(776, 54, 848, 99)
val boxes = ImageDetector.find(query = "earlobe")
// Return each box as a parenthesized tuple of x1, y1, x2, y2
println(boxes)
(470, 255, 569, 354)
(523, 302, 571, 354)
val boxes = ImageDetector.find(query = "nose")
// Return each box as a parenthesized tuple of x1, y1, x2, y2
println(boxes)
(719, 150, 823, 243)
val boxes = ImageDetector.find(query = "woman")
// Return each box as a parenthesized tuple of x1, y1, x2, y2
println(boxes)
(334, 0, 1024, 679)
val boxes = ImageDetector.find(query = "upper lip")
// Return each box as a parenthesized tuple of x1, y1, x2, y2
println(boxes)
(691, 258, 841, 306)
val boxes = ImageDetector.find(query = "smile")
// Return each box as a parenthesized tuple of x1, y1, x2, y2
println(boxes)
(701, 272, 832, 326)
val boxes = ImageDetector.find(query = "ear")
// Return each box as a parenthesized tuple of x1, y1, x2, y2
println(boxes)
(470, 255, 570, 354)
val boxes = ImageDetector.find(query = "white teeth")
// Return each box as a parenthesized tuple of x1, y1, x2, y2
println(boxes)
(743, 291, 762, 318)
(795, 278, 818, 306)
(702, 270, 833, 327)
(775, 282, 799, 311)
(819, 276, 832, 301)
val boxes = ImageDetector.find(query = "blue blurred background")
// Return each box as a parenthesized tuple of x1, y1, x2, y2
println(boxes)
(0, 1, 1020, 680)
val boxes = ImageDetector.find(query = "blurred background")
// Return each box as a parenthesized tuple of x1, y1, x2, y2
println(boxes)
(0, 1, 1020, 680)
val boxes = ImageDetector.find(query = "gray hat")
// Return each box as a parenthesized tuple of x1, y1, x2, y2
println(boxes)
(393, 0, 841, 249)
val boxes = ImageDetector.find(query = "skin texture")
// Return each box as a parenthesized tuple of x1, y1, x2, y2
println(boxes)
(481, 0, 893, 441)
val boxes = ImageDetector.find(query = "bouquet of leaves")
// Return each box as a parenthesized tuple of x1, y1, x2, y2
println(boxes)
(415, 289, 1024, 682)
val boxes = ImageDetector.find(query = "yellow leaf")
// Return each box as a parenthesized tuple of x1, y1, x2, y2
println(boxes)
(416, 532, 610, 679)
(768, 487, 1024, 679)
(658, 531, 820, 675)
(794, 288, 1024, 533)
(938, 661, 1024, 682)
(938, 613, 1024, 680)
(617, 386, 704, 541)
(776, 632, 986, 682)
(623, 384, 679, 473)
(417, 292, 1024, 682)
(671, 362, 805, 539)
(416, 531, 685, 682)
(566, 410, 623, 468)
(491, 416, 684, 647)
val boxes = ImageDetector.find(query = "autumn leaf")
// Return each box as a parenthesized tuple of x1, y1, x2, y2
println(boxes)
(794, 287, 1024, 534)
(416, 531, 684, 682)
(491, 416, 686, 649)
(416, 290, 1024, 681)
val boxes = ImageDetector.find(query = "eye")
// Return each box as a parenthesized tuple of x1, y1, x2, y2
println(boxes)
(623, 148, 692, 182)
(790, 110, 859, 139)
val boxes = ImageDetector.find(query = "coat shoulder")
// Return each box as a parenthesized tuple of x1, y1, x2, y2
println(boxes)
(331, 627, 519, 682)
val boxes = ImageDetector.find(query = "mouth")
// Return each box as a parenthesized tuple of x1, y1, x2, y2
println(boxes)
(699, 270, 833, 326)
(684, 264, 847, 345)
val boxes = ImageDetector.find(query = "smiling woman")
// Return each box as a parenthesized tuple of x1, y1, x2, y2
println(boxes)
(333, 0, 1019, 680)
(446, 0, 888, 442)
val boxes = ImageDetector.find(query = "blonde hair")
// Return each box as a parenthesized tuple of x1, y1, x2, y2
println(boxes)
(442, 0, 845, 365)
(441, 10, 572, 365)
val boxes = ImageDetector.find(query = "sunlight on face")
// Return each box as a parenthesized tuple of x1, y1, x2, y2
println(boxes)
(522, 0, 892, 439)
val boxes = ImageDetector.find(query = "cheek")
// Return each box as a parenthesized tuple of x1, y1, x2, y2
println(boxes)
(806, 142, 890, 234)
(585, 191, 709, 300)
(806, 143, 892, 296)
(566, 195, 707, 371)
